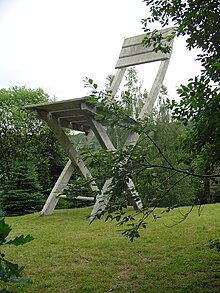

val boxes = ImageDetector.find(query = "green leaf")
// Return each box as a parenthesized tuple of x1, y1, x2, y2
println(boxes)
(0, 220, 11, 245)
(88, 79, 93, 84)
(7, 235, 34, 246)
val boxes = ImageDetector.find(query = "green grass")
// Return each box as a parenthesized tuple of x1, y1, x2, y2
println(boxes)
(2, 204, 220, 292)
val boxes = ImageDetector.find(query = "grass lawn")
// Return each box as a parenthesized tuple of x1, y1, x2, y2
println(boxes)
(2, 204, 220, 292)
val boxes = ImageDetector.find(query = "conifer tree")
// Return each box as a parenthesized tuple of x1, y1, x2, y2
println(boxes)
(1, 161, 44, 216)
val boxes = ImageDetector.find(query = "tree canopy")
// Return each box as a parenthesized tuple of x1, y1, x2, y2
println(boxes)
(142, 0, 220, 174)
(0, 86, 67, 215)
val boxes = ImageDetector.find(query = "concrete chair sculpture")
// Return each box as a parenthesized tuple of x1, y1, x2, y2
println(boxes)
(26, 27, 174, 219)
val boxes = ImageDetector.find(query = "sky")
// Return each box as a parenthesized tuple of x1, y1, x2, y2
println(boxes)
(0, 0, 202, 101)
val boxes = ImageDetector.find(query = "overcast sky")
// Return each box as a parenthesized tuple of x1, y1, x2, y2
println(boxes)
(0, 0, 202, 100)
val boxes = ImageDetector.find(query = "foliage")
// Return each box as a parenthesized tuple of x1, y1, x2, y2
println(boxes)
(170, 77, 220, 174)
(121, 67, 148, 119)
(84, 20, 220, 234)
(138, 95, 198, 207)
(141, 0, 220, 175)
(105, 68, 148, 148)
(0, 86, 48, 169)
(64, 69, 149, 209)
(0, 217, 33, 292)
(139, 0, 220, 237)
(0, 161, 44, 216)
(0, 86, 67, 195)
(84, 78, 220, 240)
(142, 0, 219, 80)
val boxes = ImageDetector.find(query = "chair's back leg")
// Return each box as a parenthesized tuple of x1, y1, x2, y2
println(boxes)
(90, 57, 172, 220)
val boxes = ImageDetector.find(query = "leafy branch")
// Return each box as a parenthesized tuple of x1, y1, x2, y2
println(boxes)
(84, 77, 219, 241)
(0, 218, 34, 292)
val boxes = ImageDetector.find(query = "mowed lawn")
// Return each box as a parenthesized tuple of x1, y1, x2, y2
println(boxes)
(2, 204, 220, 293)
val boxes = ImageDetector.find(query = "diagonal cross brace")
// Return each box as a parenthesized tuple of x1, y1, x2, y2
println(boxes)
(38, 111, 98, 216)
(40, 129, 95, 215)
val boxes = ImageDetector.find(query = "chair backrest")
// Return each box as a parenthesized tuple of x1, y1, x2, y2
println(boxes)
(115, 27, 173, 69)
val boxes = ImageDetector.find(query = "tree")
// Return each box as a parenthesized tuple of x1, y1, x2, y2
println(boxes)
(0, 161, 44, 216)
(136, 87, 197, 208)
(121, 67, 147, 119)
(106, 67, 148, 148)
(105, 0, 220, 238)
(0, 86, 67, 196)
(141, 0, 220, 177)
(85, 72, 219, 240)
(82, 0, 220, 238)
(0, 86, 48, 175)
